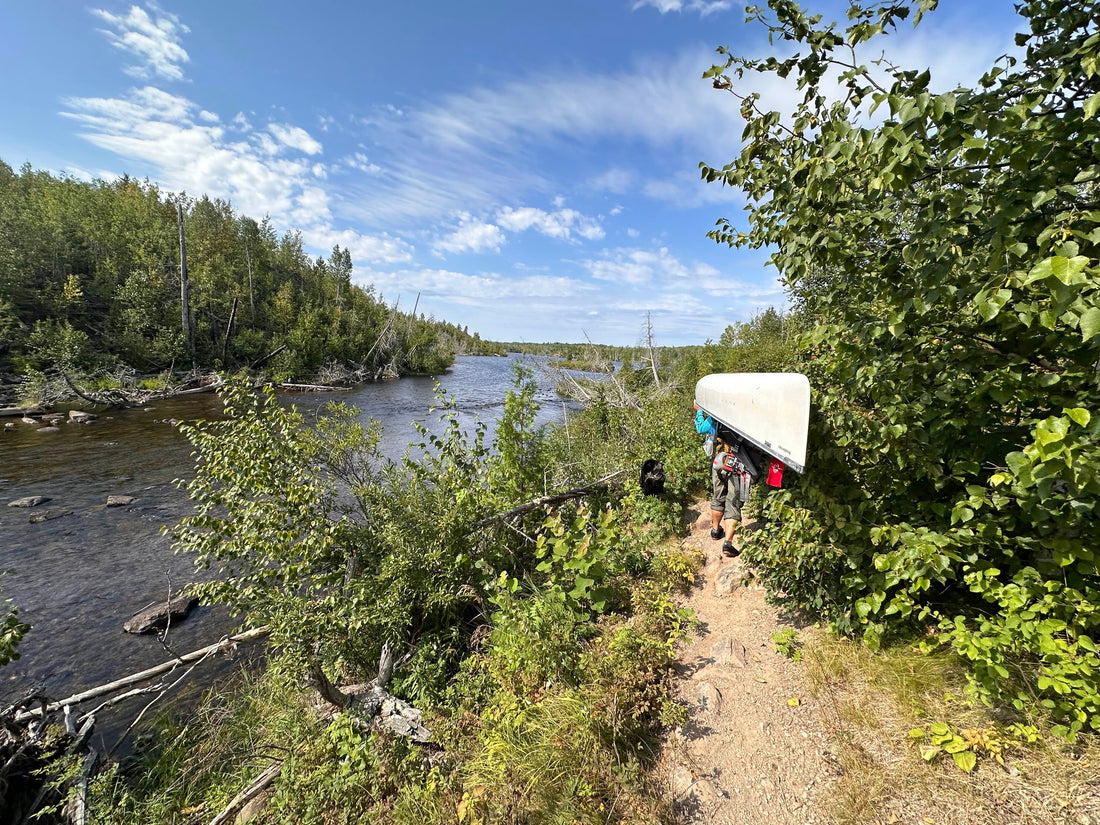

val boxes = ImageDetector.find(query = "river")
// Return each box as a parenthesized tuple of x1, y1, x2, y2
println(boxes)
(0, 354, 571, 739)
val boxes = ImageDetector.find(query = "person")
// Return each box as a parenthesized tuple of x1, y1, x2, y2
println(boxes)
(694, 401, 751, 557)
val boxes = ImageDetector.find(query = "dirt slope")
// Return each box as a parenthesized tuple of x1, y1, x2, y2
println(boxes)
(661, 506, 839, 824)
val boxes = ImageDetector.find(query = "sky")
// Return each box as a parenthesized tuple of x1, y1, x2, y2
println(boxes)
(0, 1, 1023, 346)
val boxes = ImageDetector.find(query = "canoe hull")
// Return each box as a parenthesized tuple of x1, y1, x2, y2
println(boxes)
(695, 373, 810, 473)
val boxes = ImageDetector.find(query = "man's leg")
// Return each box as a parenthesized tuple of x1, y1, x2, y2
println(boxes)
(709, 466, 726, 540)
(720, 484, 743, 557)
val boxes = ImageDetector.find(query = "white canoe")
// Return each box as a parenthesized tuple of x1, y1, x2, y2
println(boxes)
(695, 373, 810, 473)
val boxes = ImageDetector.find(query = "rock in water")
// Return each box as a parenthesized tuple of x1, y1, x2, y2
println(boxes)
(106, 495, 136, 507)
(124, 595, 200, 634)
(29, 509, 72, 524)
(8, 496, 51, 508)
(68, 410, 97, 423)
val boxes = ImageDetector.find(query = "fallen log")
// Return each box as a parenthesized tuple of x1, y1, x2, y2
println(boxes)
(277, 383, 350, 392)
(208, 762, 283, 825)
(474, 469, 629, 528)
(12, 626, 269, 723)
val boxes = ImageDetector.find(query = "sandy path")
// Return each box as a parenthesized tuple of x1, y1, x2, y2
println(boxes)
(661, 505, 839, 824)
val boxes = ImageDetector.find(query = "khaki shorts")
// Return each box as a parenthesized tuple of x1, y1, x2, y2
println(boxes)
(710, 464, 743, 522)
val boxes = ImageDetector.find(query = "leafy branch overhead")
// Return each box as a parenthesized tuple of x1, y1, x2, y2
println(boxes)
(703, 0, 1100, 738)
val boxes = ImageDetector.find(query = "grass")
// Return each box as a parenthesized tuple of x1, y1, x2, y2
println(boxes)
(798, 630, 1100, 825)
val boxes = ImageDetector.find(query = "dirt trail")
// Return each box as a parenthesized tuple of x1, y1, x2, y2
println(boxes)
(661, 505, 840, 824)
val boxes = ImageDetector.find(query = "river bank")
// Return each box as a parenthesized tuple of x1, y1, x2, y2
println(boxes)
(0, 356, 569, 746)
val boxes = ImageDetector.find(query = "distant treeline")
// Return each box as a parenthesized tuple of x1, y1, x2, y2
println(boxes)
(0, 160, 488, 384)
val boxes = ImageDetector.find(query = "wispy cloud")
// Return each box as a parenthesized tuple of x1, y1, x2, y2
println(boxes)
(91, 3, 190, 81)
(60, 85, 410, 266)
(632, 0, 734, 17)
(343, 50, 744, 225)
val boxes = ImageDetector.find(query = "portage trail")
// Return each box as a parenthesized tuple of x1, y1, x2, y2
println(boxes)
(661, 504, 840, 824)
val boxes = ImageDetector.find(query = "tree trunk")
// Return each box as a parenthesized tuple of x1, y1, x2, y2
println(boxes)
(177, 203, 194, 364)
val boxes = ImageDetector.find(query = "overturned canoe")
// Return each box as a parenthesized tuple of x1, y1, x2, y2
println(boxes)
(695, 373, 810, 473)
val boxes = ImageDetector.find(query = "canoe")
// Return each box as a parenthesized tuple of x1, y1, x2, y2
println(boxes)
(695, 373, 810, 473)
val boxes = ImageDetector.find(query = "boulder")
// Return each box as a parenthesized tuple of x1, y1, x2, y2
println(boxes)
(715, 565, 744, 596)
(695, 680, 723, 714)
(711, 636, 749, 668)
(41, 413, 64, 424)
(20, 416, 37, 425)
(8, 496, 51, 508)
(106, 495, 136, 507)
(68, 410, 97, 423)
(124, 594, 200, 634)
(36, 426, 60, 433)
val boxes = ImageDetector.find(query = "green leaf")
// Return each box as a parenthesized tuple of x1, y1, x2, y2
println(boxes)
(952, 750, 977, 772)
(1079, 307, 1100, 342)
(1085, 91, 1100, 120)
(929, 722, 950, 736)
(920, 745, 941, 762)
(1065, 408, 1091, 427)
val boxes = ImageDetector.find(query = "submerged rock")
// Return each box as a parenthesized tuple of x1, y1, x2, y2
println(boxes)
(123, 594, 200, 634)
(8, 496, 51, 508)
(29, 509, 72, 524)
(106, 495, 136, 507)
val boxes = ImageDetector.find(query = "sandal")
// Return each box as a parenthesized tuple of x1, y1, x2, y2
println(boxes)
(710, 526, 725, 540)
(721, 541, 740, 558)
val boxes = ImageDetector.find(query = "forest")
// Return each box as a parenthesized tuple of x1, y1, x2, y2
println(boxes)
(0, 161, 494, 405)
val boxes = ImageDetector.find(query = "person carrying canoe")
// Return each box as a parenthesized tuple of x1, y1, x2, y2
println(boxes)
(694, 401, 756, 557)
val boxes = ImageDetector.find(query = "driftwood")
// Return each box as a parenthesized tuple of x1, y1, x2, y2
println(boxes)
(475, 469, 629, 528)
(209, 643, 420, 825)
(277, 382, 350, 393)
(13, 626, 270, 724)
(208, 762, 283, 825)
(60, 370, 222, 410)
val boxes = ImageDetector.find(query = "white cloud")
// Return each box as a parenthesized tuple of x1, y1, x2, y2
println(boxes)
(496, 206, 604, 242)
(361, 267, 584, 305)
(632, 0, 733, 16)
(267, 123, 323, 155)
(198, 109, 219, 123)
(91, 3, 190, 81)
(231, 111, 252, 131)
(61, 85, 411, 270)
(343, 152, 382, 175)
(581, 246, 721, 286)
(433, 214, 506, 255)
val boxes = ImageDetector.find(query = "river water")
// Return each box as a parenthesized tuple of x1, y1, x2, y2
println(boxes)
(0, 355, 569, 730)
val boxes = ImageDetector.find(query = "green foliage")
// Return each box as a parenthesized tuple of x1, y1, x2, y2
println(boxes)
(0, 161, 469, 381)
(0, 584, 28, 667)
(704, 0, 1100, 735)
(908, 720, 1040, 773)
(772, 628, 803, 662)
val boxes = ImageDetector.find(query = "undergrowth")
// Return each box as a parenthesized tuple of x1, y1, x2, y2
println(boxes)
(800, 630, 1100, 825)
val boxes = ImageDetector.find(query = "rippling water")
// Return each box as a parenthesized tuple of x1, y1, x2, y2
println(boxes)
(0, 354, 566, 739)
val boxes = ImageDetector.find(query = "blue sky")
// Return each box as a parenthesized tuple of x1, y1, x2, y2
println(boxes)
(1, 1, 1021, 345)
